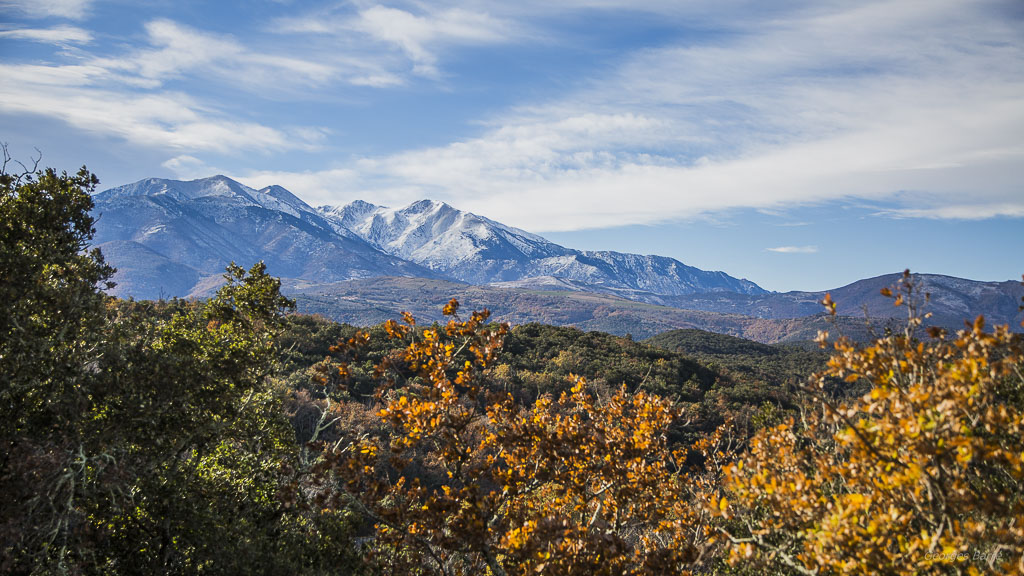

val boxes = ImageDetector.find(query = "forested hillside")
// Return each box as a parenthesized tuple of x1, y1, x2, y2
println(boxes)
(289, 276, 892, 342)
(4, 165, 1023, 575)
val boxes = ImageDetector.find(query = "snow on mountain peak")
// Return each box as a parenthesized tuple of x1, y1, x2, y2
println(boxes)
(96, 175, 768, 299)
(313, 198, 765, 295)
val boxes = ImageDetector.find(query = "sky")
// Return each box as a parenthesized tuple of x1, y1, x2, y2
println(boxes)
(1, 0, 1022, 292)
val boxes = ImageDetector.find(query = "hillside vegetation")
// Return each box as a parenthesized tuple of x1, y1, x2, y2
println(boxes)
(644, 328, 828, 389)
(290, 277, 889, 343)
(4, 163, 1023, 575)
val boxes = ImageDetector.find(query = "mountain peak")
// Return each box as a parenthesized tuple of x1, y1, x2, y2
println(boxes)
(97, 174, 255, 203)
(404, 198, 453, 214)
(95, 176, 768, 301)
(95, 175, 323, 219)
(316, 196, 766, 296)
(345, 199, 382, 211)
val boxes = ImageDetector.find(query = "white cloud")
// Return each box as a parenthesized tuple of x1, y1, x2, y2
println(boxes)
(276, 4, 518, 79)
(95, 19, 337, 90)
(0, 25, 92, 44)
(237, 168, 361, 206)
(161, 155, 219, 179)
(0, 65, 319, 154)
(353, 6, 514, 76)
(261, 0, 1024, 231)
(874, 204, 1024, 220)
(0, 0, 92, 20)
(0, 18, 335, 156)
(4, 0, 1022, 234)
(766, 246, 819, 254)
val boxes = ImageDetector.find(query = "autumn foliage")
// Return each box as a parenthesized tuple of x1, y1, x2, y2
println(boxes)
(719, 272, 1024, 574)
(7, 157, 1024, 574)
(312, 299, 727, 576)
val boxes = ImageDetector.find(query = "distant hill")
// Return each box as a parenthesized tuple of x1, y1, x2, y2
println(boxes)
(643, 328, 829, 388)
(286, 276, 892, 343)
(660, 273, 1024, 327)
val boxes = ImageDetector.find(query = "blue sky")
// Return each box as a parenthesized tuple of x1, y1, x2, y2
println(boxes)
(1, 0, 1022, 291)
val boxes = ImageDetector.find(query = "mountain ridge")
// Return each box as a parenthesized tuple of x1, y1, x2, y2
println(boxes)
(88, 175, 1022, 341)
(92, 175, 439, 298)
(317, 197, 766, 296)
(92, 175, 765, 299)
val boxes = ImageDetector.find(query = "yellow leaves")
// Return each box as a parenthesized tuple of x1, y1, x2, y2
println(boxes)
(442, 298, 459, 316)
(569, 374, 587, 395)
(720, 284, 1024, 576)
(821, 292, 837, 315)
(383, 319, 409, 339)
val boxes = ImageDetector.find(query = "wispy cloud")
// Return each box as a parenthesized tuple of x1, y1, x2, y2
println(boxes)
(267, 0, 1024, 231)
(0, 74, 318, 154)
(0, 0, 92, 20)
(239, 168, 361, 204)
(353, 6, 515, 77)
(0, 25, 91, 44)
(276, 3, 519, 79)
(0, 18, 336, 155)
(766, 245, 819, 254)
(97, 19, 337, 90)
(3, 0, 1022, 234)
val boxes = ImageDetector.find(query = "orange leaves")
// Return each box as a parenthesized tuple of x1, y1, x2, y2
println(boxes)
(442, 298, 459, 317)
(972, 314, 986, 335)
(317, 298, 724, 575)
(720, 283, 1024, 575)
(821, 292, 837, 315)
(329, 329, 371, 353)
(383, 319, 409, 339)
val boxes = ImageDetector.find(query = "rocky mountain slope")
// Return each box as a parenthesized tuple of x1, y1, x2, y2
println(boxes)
(91, 176, 764, 299)
(91, 176, 436, 299)
(285, 276, 894, 343)
(318, 198, 766, 296)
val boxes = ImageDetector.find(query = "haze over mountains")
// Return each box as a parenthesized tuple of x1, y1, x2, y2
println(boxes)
(91, 175, 1023, 341)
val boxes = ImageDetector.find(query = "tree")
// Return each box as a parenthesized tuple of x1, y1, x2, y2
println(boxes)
(314, 299, 727, 576)
(0, 155, 116, 572)
(0, 155, 360, 574)
(718, 272, 1024, 575)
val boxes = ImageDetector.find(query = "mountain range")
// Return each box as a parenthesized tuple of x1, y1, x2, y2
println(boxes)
(90, 175, 1023, 341)
(92, 175, 764, 300)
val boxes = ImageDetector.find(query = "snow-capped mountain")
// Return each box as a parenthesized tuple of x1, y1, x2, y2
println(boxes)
(318, 199, 767, 296)
(92, 176, 436, 298)
(88, 176, 1020, 335)
(91, 175, 764, 300)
